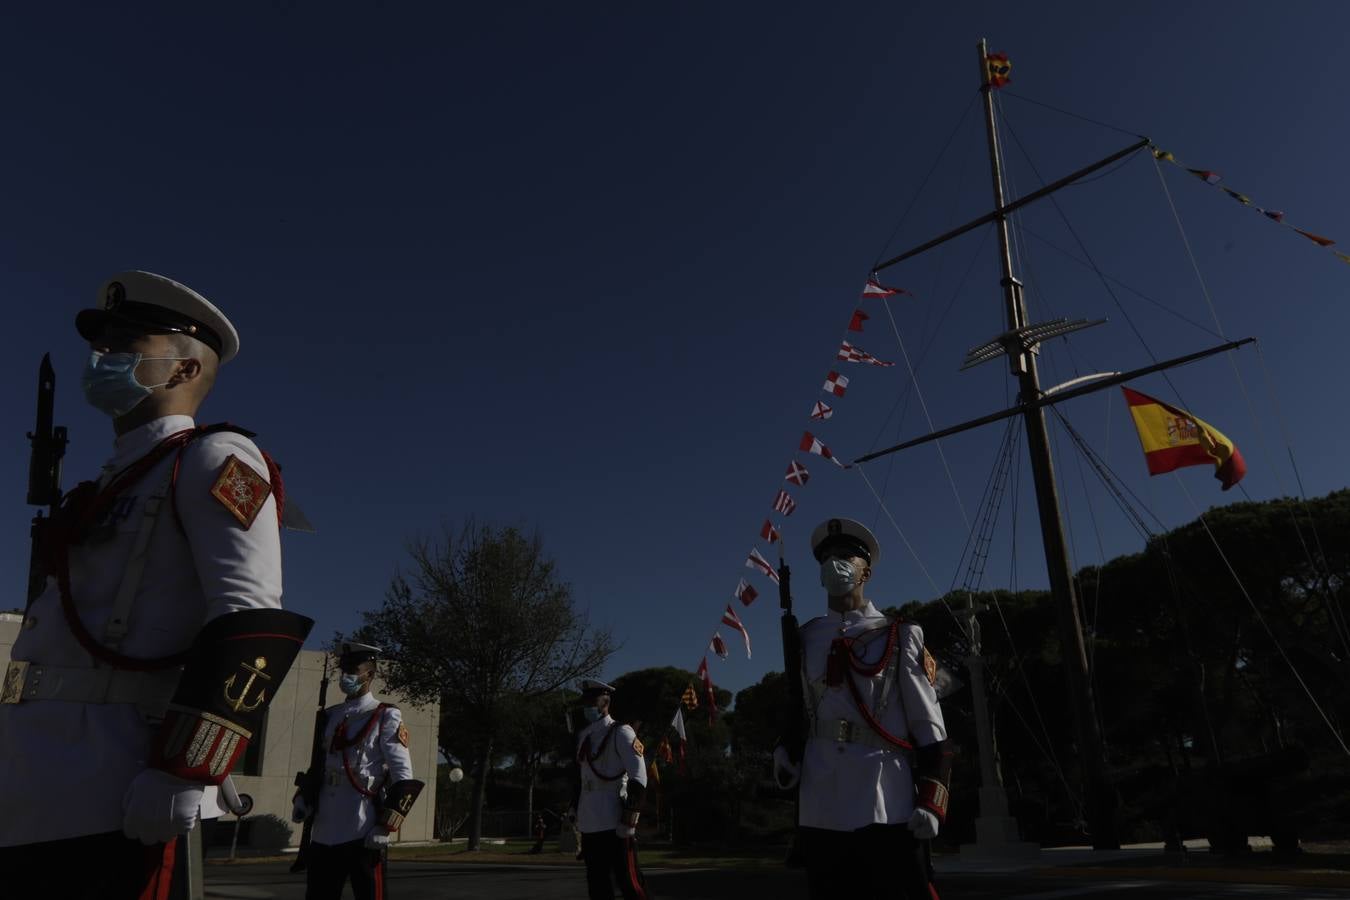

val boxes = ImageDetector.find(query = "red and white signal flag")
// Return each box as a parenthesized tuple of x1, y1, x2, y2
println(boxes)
(670, 707, 688, 772)
(746, 547, 780, 584)
(721, 604, 752, 658)
(800, 432, 846, 468)
(760, 520, 780, 543)
(696, 657, 717, 724)
(837, 341, 895, 367)
(848, 309, 869, 332)
(811, 400, 833, 420)
(823, 371, 849, 397)
(710, 632, 729, 660)
(862, 275, 911, 298)
(785, 460, 810, 485)
(734, 578, 759, 607)
(772, 489, 797, 516)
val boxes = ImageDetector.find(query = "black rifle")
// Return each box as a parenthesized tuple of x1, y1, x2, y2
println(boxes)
(777, 543, 809, 868)
(26, 354, 67, 613)
(291, 654, 331, 873)
(778, 544, 805, 764)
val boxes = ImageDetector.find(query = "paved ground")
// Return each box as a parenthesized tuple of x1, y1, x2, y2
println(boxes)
(205, 860, 1350, 899)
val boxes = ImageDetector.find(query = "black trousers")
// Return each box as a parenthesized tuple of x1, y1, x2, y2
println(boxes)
(579, 830, 648, 900)
(305, 839, 387, 900)
(799, 824, 935, 900)
(0, 831, 185, 900)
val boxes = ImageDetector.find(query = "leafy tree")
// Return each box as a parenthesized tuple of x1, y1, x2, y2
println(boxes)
(354, 521, 615, 849)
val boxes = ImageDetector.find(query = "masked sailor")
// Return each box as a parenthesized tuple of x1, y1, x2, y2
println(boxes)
(292, 642, 423, 900)
(773, 518, 952, 900)
(0, 271, 313, 898)
(575, 678, 649, 900)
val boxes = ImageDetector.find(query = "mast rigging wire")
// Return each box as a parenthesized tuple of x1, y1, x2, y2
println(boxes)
(871, 94, 981, 270)
(1151, 156, 1349, 659)
(1173, 475, 1350, 760)
(997, 90, 1148, 141)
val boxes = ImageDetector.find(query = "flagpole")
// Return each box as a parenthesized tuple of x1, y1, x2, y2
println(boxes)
(976, 37, 1119, 849)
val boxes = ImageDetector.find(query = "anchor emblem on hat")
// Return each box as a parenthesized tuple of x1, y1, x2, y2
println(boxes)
(223, 656, 272, 713)
(104, 281, 126, 309)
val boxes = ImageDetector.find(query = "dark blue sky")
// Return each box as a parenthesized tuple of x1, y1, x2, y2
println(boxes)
(5, 3, 1347, 700)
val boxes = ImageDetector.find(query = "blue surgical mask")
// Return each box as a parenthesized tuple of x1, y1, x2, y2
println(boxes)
(81, 351, 185, 418)
(821, 557, 860, 596)
(582, 706, 602, 723)
(339, 673, 365, 696)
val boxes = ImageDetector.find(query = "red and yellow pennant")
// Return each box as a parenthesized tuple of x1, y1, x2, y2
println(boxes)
(1122, 387, 1246, 490)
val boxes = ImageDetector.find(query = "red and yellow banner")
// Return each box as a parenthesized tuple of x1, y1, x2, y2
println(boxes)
(1122, 387, 1246, 490)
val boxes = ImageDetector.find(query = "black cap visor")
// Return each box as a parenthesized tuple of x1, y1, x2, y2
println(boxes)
(338, 651, 378, 670)
(76, 302, 223, 358)
(813, 535, 872, 565)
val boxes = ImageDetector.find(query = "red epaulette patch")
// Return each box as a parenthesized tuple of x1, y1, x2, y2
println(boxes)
(210, 455, 273, 528)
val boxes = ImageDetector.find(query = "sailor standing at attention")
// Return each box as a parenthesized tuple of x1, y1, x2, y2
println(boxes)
(574, 678, 649, 900)
(0, 271, 313, 899)
(292, 642, 423, 900)
(773, 517, 953, 900)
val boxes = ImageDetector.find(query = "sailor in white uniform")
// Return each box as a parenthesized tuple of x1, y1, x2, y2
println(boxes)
(574, 678, 649, 900)
(773, 517, 953, 900)
(0, 271, 313, 899)
(292, 642, 423, 900)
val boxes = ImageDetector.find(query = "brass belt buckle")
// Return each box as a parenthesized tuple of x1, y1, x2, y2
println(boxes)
(1, 661, 30, 704)
(833, 719, 854, 742)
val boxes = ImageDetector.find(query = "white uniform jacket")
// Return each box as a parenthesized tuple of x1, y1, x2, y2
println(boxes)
(575, 715, 646, 834)
(0, 415, 283, 846)
(797, 601, 946, 832)
(312, 692, 414, 846)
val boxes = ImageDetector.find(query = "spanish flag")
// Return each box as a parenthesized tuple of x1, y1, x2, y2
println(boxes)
(1122, 387, 1247, 490)
(986, 52, 1012, 88)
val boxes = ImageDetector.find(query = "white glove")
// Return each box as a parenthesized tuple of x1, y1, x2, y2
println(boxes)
(364, 827, 391, 850)
(616, 824, 636, 839)
(291, 795, 310, 824)
(772, 746, 800, 790)
(123, 769, 204, 845)
(907, 807, 939, 840)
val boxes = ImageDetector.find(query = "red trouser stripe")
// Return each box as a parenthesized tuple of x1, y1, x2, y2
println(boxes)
(625, 838, 646, 900)
(374, 854, 385, 900)
(138, 838, 177, 900)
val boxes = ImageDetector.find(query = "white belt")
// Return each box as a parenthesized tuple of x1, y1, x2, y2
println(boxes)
(1, 660, 179, 712)
(811, 717, 907, 753)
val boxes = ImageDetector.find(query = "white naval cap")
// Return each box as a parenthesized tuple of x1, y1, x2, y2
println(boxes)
(810, 517, 880, 566)
(76, 270, 240, 363)
(578, 678, 616, 699)
(337, 641, 382, 666)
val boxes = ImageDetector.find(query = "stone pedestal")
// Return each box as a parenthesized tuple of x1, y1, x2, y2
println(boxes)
(959, 787, 1040, 861)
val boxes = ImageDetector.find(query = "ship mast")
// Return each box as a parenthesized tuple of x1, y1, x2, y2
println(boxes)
(974, 37, 1119, 849)
(862, 39, 1253, 851)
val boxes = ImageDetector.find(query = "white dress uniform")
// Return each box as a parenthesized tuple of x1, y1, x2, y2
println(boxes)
(797, 601, 946, 831)
(0, 414, 282, 847)
(312, 691, 414, 846)
(575, 714, 646, 834)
